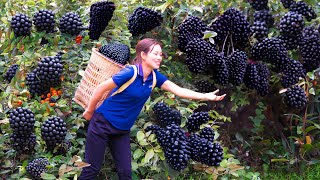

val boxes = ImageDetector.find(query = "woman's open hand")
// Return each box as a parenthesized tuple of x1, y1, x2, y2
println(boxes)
(204, 90, 226, 101)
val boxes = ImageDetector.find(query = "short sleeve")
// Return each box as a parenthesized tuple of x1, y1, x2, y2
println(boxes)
(112, 65, 134, 87)
(154, 70, 168, 88)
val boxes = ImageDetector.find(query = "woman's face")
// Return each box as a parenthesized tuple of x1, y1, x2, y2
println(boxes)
(142, 44, 163, 69)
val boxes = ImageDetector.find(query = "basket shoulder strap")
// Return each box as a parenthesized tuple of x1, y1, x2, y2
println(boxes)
(151, 70, 156, 90)
(111, 65, 137, 96)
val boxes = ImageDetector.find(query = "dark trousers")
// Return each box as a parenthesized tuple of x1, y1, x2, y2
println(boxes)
(79, 113, 132, 180)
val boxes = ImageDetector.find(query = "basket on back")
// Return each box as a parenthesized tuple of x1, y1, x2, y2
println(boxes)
(73, 48, 124, 109)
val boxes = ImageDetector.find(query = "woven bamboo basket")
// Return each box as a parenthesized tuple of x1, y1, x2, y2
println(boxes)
(73, 48, 124, 109)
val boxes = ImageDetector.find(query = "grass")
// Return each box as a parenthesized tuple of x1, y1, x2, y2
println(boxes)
(261, 164, 320, 180)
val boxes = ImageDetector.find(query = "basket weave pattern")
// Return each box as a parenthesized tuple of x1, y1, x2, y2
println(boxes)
(73, 48, 124, 109)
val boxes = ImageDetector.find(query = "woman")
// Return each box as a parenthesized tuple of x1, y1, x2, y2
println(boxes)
(79, 38, 226, 180)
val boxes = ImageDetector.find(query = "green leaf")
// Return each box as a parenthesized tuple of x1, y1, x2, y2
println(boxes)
(41, 173, 56, 180)
(203, 30, 218, 39)
(192, 6, 203, 13)
(136, 131, 145, 142)
(1, 17, 8, 24)
(133, 149, 144, 160)
(132, 161, 139, 171)
(307, 72, 315, 80)
(305, 126, 317, 133)
(309, 88, 315, 95)
(144, 149, 154, 163)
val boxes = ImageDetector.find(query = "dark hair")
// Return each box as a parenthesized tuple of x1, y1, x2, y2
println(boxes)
(131, 38, 162, 65)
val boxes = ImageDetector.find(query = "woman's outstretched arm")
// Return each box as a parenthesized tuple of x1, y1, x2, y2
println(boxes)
(161, 80, 226, 101)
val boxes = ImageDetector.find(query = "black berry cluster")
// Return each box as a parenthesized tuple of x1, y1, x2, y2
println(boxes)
(41, 116, 67, 150)
(26, 158, 49, 179)
(99, 43, 130, 65)
(8, 107, 36, 154)
(152, 102, 182, 127)
(209, 8, 251, 47)
(199, 127, 215, 142)
(146, 124, 190, 171)
(227, 50, 247, 86)
(128, 7, 162, 36)
(186, 112, 210, 132)
(289, 1, 317, 21)
(253, 10, 274, 28)
(55, 140, 72, 156)
(244, 62, 270, 96)
(25, 69, 44, 96)
(251, 21, 269, 41)
(185, 37, 216, 73)
(243, 63, 258, 90)
(10, 133, 36, 155)
(33, 9, 55, 33)
(199, 140, 224, 166)
(255, 62, 270, 96)
(281, 59, 306, 88)
(10, 13, 32, 37)
(145, 125, 167, 147)
(89, 1, 115, 40)
(3, 64, 19, 83)
(278, 34, 301, 50)
(282, 85, 307, 109)
(281, 0, 295, 9)
(299, 26, 320, 72)
(248, 0, 269, 10)
(194, 80, 215, 93)
(210, 55, 230, 86)
(37, 56, 63, 86)
(251, 37, 288, 71)
(9, 107, 35, 135)
(26, 53, 63, 96)
(186, 133, 224, 166)
(279, 11, 304, 36)
(177, 16, 207, 52)
(59, 12, 84, 35)
(186, 134, 203, 162)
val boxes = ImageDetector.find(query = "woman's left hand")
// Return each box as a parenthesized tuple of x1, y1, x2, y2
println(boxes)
(204, 89, 226, 101)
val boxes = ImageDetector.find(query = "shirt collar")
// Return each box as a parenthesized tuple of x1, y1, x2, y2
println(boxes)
(137, 64, 144, 77)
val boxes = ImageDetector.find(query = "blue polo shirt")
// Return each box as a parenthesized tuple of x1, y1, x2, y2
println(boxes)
(96, 64, 168, 130)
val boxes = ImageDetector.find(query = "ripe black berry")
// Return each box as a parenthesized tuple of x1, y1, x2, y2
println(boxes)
(10, 13, 32, 37)
(89, 1, 115, 40)
(41, 116, 67, 150)
(9, 107, 35, 135)
(10, 133, 36, 155)
(248, 0, 269, 10)
(99, 43, 130, 65)
(33, 9, 55, 33)
(26, 158, 49, 179)
(59, 12, 84, 35)
(289, 1, 317, 21)
(227, 50, 247, 86)
(128, 7, 162, 36)
(186, 112, 210, 132)
(279, 12, 304, 36)
(199, 127, 215, 142)
(4, 64, 19, 83)
(152, 102, 182, 127)
(282, 85, 307, 109)
(177, 16, 207, 52)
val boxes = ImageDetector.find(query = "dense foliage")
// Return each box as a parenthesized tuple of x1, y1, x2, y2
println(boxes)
(0, 0, 319, 179)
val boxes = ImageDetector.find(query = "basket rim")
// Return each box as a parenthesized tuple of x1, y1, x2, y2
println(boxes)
(92, 48, 126, 68)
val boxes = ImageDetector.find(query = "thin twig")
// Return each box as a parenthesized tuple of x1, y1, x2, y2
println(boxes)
(221, 34, 229, 56)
